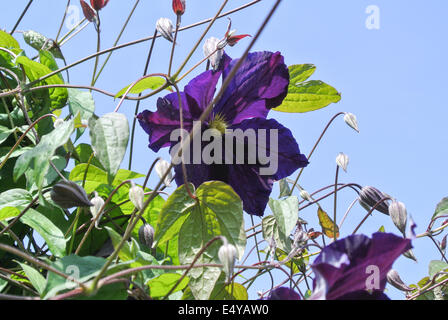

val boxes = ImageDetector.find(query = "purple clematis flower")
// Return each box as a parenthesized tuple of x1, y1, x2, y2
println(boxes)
(138, 51, 308, 216)
(310, 232, 412, 300)
(264, 287, 301, 300)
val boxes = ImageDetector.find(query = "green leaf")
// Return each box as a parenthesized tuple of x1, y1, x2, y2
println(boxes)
(88, 113, 129, 181)
(115, 76, 167, 98)
(262, 215, 291, 252)
(105, 226, 139, 262)
(289, 64, 316, 84)
(0, 125, 17, 145)
(278, 179, 291, 198)
(20, 208, 66, 257)
(73, 143, 105, 169)
(147, 273, 189, 298)
(42, 255, 107, 299)
(68, 89, 95, 140)
(156, 181, 246, 300)
(433, 197, 448, 220)
(274, 80, 341, 113)
(14, 119, 74, 190)
(16, 55, 67, 109)
(16, 262, 46, 295)
(39, 50, 62, 78)
(0, 188, 32, 213)
(269, 196, 298, 239)
(0, 207, 20, 221)
(429, 260, 448, 279)
(0, 30, 20, 49)
(317, 207, 339, 239)
(182, 274, 248, 300)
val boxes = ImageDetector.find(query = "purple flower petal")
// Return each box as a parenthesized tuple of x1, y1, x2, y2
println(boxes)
(215, 51, 289, 124)
(265, 287, 301, 300)
(310, 233, 412, 300)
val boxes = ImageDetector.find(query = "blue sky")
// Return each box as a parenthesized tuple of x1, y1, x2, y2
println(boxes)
(3, 0, 448, 300)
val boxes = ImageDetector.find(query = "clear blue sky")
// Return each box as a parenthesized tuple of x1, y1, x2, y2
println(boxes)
(3, 0, 448, 300)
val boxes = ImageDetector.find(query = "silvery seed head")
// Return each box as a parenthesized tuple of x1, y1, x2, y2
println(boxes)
(387, 269, 412, 292)
(388, 200, 408, 235)
(50, 180, 93, 209)
(336, 152, 349, 172)
(138, 223, 155, 248)
(359, 186, 391, 215)
(129, 181, 145, 211)
(203, 37, 223, 71)
(155, 159, 173, 187)
(156, 18, 174, 42)
(218, 238, 237, 282)
(343, 112, 359, 133)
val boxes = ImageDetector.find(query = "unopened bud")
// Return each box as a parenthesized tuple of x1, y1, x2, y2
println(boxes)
(90, 191, 105, 229)
(156, 18, 174, 43)
(359, 186, 391, 215)
(23, 30, 63, 59)
(54, 118, 64, 128)
(50, 180, 93, 209)
(203, 37, 223, 71)
(155, 159, 173, 187)
(90, 0, 109, 11)
(343, 112, 359, 133)
(389, 200, 408, 235)
(403, 249, 417, 262)
(129, 181, 144, 211)
(387, 269, 412, 292)
(441, 235, 447, 253)
(336, 152, 349, 172)
(138, 223, 155, 248)
(300, 189, 312, 202)
(172, 0, 186, 16)
(218, 238, 237, 282)
(80, 0, 98, 24)
(293, 228, 308, 248)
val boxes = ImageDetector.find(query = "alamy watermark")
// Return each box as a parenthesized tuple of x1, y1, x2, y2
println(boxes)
(365, 5, 380, 30)
(169, 121, 279, 176)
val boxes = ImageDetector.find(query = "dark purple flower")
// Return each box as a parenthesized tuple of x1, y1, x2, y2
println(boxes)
(138, 51, 308, 216)
(264, 287, 301, 300)
(310, 232, 412, 300)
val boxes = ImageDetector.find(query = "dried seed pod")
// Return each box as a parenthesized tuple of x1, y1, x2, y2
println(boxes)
(359, 186, 391, 215)
(138, 223, 155, 248)
(50, 180, 92, 209)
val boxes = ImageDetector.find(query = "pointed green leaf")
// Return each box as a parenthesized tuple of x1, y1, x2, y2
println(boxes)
(269, 196, 298, 238)
(147, 273, 189, 298)
(279, 179, 291, 198)
(88, 113, 129, 181)
(429, 260, 448, 279)
(20, 208, 66, 257)
(274, 80, 341, 113)
(115, 76, 167, 98)
(433, 197, 448, 220)
(16, 262, 46, 295)
(0, 30, 20, 49)
(68, 89, 95, 140)
(289, 64, 316, 84)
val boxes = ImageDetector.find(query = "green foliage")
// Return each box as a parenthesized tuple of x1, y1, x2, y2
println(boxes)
(274, 64, 341, 113)
(115, 76, 168, 98)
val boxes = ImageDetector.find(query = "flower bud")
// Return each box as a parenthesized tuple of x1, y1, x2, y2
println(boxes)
(138, 223, 155, 248)
(403, 249, 417, 262)
(343, 112, 359, 133)
(299, 189, 312, 202)
(336, 152, 349, 172)
(23, 30, 63, 59)
(217, 19, 250, 49)
(90, 191, 105, 229)
(218, 238, 237, 282)
(129, 181, 144, 211)
(90, 0, 109, 11)
(80, 0, 97, 23)
(50, 180, 93, 209)
(359, 186, 391, 215)
(203, 37, 223, 71)
(293, 228, 308, 249)
(155, 159, 173, 187)
(156, 18, 174, 43)
(387, 269, 412, 292)
(388, 200, 407, 235)
(172, 0, 186, 16)
(441, 235, 447, 253)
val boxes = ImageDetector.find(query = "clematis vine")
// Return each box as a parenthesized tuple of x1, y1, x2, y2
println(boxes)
(138, 51, 308, 216)
(310, 232, 412, 300)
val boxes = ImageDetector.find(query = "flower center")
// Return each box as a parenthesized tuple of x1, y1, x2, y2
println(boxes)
(209, 113, 228, 134)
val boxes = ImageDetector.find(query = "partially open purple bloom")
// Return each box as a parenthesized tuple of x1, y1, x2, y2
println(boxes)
(310, 232, 412, 300)
(264, 287, 301, 300)
(138, 51, 308, 216)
